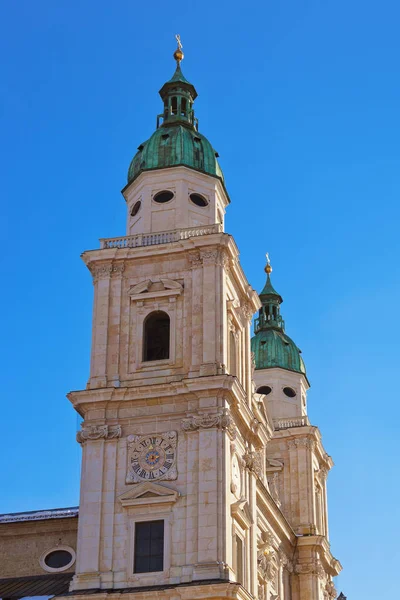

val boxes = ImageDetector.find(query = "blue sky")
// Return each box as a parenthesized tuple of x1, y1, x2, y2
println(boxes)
(1, 1, 399, 597)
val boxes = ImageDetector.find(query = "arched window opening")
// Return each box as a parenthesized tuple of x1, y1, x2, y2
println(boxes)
(171, 97, 178, 115)
(229, 331, 237, 376)
(181, 98, 187, 116)
(143, 311, 170, 362)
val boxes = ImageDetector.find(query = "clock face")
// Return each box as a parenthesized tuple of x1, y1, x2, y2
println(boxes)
(231, 454, 242, 498)
(126, 432, 177, 483)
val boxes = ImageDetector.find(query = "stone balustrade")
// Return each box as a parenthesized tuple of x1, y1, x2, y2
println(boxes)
(273, 416, 310, 430)
(100, 223, 223, 249)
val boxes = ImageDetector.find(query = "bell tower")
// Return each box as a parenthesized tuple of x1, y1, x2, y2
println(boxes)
(66, 38, 341, 600)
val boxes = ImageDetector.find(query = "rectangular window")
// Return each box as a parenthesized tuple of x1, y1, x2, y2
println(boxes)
(134, 520, 164, 573)
(236, 534, 243, 584)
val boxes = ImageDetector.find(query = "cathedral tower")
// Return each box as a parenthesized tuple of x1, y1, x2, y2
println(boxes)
(66, 39, 341, 600)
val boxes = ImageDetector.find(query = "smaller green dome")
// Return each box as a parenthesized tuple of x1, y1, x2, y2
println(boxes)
(128, 125, 223, 184)
(251, 329, 306, 375)
(251, 260, 307, 377)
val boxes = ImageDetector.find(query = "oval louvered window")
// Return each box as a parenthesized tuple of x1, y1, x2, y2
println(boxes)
(153, 190, 174, 204)
(257, 386, 272, 395)
(40, 546, 76, 573)
(189, 193, 208, 207)
(283, 387, 296, 398)
(131, 201, 141, 217)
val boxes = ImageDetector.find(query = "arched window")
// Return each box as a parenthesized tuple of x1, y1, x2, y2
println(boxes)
(143, 311, 170, 361)
(171, 97, 178, 115)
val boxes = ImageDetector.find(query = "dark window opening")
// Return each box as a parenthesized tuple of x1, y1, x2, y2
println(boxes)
(134, 520, 164, 573)
(181, 98, 187, 116)
(189, 193, 208, 207)
(131, 200, 141, 217)
(257, 385, 272, 396)
(143, 311, 170, 361)
(283, 387, 296, 398)
(153, 190, 174, 203)
(235, 535, 243, 584)
(44, 550, 73, 569)
(171, 97, 178, 115)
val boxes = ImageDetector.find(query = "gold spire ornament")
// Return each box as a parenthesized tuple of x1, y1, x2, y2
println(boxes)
(174, 34, 184, 64)
(265, 252, 272, 274)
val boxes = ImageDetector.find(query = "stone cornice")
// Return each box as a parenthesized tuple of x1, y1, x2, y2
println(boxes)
(296, 535, 342, 577)
(272, 426, 334, 471)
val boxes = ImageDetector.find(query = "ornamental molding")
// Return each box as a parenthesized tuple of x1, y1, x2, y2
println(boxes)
(258, 550, 279, 585)
(324, 580, 337, 600)
(243, 449, 263, 477)
(200, 249, 219, 264)
(295, 558, 325, 578)
(77, 424, 121, 444)
(128, 278, 183, 302)
(188, 250, 202, 268)
(89, 262, 125, 282)
(181, 409, 235, 436)
(287, 437, 315, 451)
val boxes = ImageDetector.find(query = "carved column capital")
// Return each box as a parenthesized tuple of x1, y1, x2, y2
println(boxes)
(188, 250, 202, 269)
(181, 409, 236, 438)
(77, 424, 121, 444)
(89, 262, 125, 283)
(243, 449, 263, 477)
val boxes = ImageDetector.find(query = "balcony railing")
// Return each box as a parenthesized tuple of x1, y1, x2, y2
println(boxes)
(100, 223, 223, 249)
(273, 416, 310, 430)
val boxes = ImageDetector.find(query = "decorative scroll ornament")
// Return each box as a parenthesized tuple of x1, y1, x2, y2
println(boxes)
(287, 437, 315, 451)
(324, 580, 337, 599)
(181, 409, 235, 436)
(200, 249, 219, 264)
(89, 262, 125, 283)
(258, 550, 278, 585)
(295, 558, 325, 577)
(126, 431, 177, 483)
(188, 250, 202, 268)
(77, 424, 121, 444)
(243, 449, 263, 477)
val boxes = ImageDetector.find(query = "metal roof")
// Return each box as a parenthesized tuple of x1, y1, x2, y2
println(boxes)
(0, 573, 73, 598)
(0, 506, 79, 524)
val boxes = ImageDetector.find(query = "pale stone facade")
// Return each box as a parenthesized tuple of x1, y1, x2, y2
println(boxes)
(64, 156, 341, 597)
(0, 52, 342, 600)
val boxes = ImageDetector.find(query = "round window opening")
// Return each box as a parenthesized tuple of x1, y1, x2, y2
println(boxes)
(189, 193, 209, 207)
(131, 200, 141, 217)
(257, 385, 272, 395)
(153, 190, 174, 204)
(40, 546, 76, 573)
(283, 387, 296, 398)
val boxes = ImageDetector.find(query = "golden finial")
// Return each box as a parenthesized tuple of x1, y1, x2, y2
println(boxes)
(265, 252, 272, 274)
(174, 34, 184, 64)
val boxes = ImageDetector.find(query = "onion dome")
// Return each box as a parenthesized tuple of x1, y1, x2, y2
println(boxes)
(251, 257, 307, 377)
(127, 38, 224, 185)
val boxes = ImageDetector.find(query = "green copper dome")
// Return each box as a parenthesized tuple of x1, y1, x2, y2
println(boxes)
(127, 60, 224, 185)
(128, 125, 223, 184)
(251, 264, 307, 377)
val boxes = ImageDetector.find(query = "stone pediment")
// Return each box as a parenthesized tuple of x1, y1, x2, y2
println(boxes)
(128, 278, 183, 302)
(231, 498, 253, 530)
(118, 482, 180, 508)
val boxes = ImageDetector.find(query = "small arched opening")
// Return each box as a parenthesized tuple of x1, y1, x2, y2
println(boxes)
(143, 311, 170, 362)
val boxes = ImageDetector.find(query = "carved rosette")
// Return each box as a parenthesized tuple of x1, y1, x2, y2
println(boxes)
(77, 424, 122, 444)
(181, 409, 236, 438)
